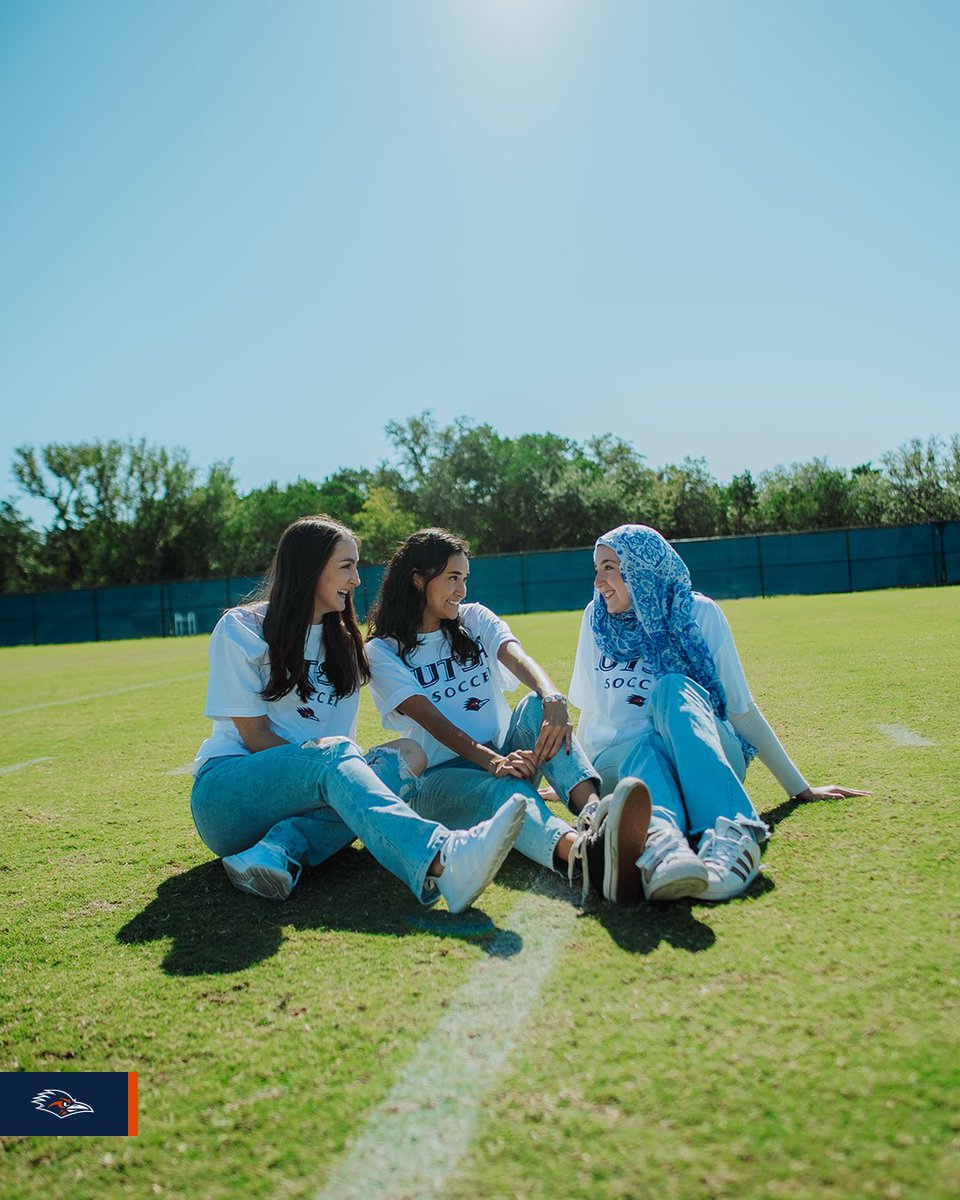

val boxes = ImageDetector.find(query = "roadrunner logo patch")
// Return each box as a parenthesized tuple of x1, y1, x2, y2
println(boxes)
(31, 1088, 95, 1119)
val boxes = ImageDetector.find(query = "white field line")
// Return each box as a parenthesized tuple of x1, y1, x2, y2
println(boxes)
(0, 757, 54, 775)
(313, 878, 578, 1200)
(0, 673, 206, 718)
(166, 763, 196, 776)
(876, 723, 936, 747)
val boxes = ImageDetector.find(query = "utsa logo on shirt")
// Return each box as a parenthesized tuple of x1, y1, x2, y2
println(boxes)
(464, 697, 491, 711)
(597, 653, 655, 694)
(413, 646, 493, 704)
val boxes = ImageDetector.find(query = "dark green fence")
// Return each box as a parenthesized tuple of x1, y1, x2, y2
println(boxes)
(2, 521, 957, 647)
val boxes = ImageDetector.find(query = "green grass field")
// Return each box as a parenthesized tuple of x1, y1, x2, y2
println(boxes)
(1, 588, 958, 1199)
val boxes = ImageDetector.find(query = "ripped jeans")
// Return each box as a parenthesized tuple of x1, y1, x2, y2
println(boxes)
(190, 738, 446, 904)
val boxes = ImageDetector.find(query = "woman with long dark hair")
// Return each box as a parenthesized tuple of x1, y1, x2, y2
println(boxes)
(365, 528, 652, 903)
(570, 524, 869, 902)
(190, 515, 524, 914)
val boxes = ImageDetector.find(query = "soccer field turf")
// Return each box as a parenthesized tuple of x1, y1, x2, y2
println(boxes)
(1, 588, 958, 1198)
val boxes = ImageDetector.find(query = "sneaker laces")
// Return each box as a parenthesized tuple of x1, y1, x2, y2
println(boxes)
(635, 824, 681, 873)
(439, 824, 477, 866)
(566, 796, 609, 904)
(262, 842, 302, 887)
(566, 829, 592, 904)
(698, 829, 750, 872)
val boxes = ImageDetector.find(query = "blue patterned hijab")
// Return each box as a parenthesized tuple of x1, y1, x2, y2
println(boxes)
(590, 524, 756, 760)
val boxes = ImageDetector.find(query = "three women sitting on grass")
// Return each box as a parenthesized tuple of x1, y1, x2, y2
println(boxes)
(192, 514, 865, 909)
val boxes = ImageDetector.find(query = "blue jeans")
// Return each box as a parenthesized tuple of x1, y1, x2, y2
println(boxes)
(592, 674, 758, 843)
(410, 695, 599, 871)
(190, 737, 448, 904)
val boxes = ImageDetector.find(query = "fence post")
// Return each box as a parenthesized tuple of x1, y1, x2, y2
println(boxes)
(844, 529, 853, 592)
(756, 536, 766, 598)
(934, 520, 947, 585)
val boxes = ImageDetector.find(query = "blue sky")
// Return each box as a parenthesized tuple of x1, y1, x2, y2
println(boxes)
(1, 0, 957, 520)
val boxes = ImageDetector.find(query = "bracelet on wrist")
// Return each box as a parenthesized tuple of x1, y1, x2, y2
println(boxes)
(541, 692, 568, 705)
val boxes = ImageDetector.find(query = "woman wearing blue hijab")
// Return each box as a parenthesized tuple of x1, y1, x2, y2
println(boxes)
(569, 524, 868, 901)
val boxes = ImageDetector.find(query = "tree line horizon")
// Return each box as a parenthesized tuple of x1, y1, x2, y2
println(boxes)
(2, 413, 958, 594)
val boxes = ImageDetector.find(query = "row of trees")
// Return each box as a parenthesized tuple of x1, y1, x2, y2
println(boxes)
(2, 416, 959, 593)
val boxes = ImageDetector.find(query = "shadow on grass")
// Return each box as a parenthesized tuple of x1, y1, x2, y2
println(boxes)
(494, 857, 711, 955)
(493, 846, 777, 955)
(117, 844, 521, 976)
(591, 868, 776, 952)
(759, 795, 807, 829)
(587, 897, 716, 953)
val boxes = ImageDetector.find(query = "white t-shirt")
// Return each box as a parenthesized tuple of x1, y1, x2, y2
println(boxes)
(194, 602, 360, 768)
(367, 602, 520, 769)
(569, 595, 753, 761)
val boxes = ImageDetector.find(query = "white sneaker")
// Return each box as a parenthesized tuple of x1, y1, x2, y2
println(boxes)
(697, 821, 764, 902)
(567, 777, 651, 904)
(436, 797, 525, 914)
(222, 841, 302, 900)
(636, 824, 709, 901)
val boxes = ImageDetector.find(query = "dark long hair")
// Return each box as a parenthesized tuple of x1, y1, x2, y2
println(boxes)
(366, 528, 480, 665)
(256, 515, 369, 701)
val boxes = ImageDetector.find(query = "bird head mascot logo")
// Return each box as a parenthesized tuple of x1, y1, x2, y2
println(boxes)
(463, 697, 491, 711)
(32, 1088, 95, 1119)
(626, 695, 646, 708)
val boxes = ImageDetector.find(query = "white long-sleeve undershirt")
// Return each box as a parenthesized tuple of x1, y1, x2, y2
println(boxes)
(729, 703, 809, 797)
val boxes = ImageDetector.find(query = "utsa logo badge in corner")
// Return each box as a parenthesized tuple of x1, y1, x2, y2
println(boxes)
(463, 697, 491, 711)
(32, 1087, 95, 1119)
(1, 1071, 138, 1136)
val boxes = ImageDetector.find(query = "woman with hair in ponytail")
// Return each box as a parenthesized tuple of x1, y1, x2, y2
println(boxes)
(365, 528, 653, 904)
(190, 516, 525, 915)
(570, 524, 869, 903)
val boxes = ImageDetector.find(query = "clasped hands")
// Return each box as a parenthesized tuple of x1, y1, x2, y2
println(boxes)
(489, 698, 573, 778)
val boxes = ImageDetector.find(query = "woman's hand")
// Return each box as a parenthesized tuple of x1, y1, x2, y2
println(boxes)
(794, 784, 872, 801)
(490, 750, 539, 779)
(533, 698, 573, 763)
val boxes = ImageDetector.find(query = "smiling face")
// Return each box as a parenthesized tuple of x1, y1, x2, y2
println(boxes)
(419, 553, 469, 632)
(594, 545, 632, 613)
(313, 537, 361, 621)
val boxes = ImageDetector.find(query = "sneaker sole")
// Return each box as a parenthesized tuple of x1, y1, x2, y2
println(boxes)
(604, 779, 652, 904)
(223, 861, 293, 901)
(444, 800, 525, 914)
(699, 860, 761, 902)
(646, 870, 709, 901)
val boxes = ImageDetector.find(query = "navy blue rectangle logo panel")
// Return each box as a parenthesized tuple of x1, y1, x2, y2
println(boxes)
(0, 1071, 137, 1136)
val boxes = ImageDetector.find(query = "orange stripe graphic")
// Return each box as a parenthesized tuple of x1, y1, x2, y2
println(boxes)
(128, 1072, 138, 1136)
